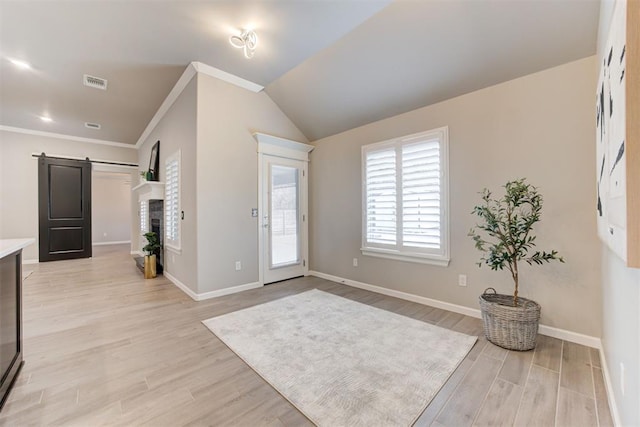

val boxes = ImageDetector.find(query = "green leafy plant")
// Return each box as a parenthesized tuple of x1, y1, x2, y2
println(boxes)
(143, 232, 160, 256)
(468, 178, 564, 305)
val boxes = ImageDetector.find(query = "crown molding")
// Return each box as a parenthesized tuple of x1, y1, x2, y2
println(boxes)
(135, 62, 263, 149)
(0, 125, 136, 149)
(192, 62, 264, 93)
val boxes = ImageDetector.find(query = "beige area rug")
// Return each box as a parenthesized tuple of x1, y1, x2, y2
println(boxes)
(203, 289, 477, 426)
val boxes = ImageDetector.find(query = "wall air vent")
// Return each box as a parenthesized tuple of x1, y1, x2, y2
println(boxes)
(83, 74, 108, 90)
(85, 122, 101, 130)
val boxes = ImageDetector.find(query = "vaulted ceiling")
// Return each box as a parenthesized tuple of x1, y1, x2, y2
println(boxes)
(0, 0, 600, 145)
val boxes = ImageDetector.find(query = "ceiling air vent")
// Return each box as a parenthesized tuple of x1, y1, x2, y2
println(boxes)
(85, 122, 101, 130)
(83, 74, 108, 90)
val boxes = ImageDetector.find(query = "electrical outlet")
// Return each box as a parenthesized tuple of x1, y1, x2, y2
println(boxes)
(235, 261, 241, 271)
(353, 258, 358, 267)
(251, 208, 258, 217)
(458, 274, 467, 287)
(620, 362, 625, 396)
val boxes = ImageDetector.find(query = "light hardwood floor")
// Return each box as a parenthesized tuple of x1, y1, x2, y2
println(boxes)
(1, 245, 612, 426)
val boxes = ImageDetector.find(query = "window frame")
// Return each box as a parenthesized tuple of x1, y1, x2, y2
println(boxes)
(361, 127, 450, 267)
(164, 150, 181, 253)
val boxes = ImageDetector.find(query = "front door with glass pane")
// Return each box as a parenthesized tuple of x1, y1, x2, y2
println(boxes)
(262, 156, 307, 284)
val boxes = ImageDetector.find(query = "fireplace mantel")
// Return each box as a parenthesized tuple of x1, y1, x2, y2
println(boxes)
(132, 181, 165, 201)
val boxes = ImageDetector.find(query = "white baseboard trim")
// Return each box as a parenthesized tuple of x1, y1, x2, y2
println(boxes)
(130, 251, 143, 256)
(22, 259, 39, 265)
(310, 270, 480, 318)
(164, 271, 199, 300)
(197, 282, 262, 301)
(93, 240, 131, 246)
(598, 348, 621, 426)
(537, 325, 601, 349)
(163, 271, 262, 301)
(309, 270, 602, 349)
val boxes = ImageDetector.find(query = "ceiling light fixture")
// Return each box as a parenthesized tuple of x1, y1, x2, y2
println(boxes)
(229, 29, 258, 59)
(40, 116, 53, 123)
(9, 59, 32, 70)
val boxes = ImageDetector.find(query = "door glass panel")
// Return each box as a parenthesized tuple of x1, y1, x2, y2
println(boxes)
(270, 165, 299, 267)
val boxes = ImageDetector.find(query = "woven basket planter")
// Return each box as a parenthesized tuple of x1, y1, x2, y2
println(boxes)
(479, 288, 541, 351)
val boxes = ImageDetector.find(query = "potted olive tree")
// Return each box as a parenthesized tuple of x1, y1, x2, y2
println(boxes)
(143, 231, 161, 279)
(469, 179, 563, 350)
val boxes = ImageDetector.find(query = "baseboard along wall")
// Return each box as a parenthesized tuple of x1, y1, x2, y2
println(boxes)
(597, 348, 621, 426)
(163, 270, 262, 301)
(92, 240, 131, 246)
(308, 270, 602, 349)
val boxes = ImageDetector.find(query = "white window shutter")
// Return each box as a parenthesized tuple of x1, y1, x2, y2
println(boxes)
(164, 151, 180, 249)
(140, 200, 148, 234)
(401, 140, 441, 250)
(361, 127, 449, 266)
(365, 148, 397, 245)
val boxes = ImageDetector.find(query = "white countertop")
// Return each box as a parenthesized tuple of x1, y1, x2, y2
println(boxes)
(0, 238, 35, 259)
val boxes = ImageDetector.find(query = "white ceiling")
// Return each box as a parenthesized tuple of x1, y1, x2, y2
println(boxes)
(266, 0, 601, 141)
(0, 0, 599, 145)
(0, 0, 389, 144)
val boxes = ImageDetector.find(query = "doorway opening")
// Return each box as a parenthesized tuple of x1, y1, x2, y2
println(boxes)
(255, 133, 314, 285)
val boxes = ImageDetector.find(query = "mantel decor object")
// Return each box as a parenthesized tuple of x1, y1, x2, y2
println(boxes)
(148, 140, 160, 182)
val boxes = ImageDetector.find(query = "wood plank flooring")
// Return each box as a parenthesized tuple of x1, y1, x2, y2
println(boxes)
(0, 245, 612, 426)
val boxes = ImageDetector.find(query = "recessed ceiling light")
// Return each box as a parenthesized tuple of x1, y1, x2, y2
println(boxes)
(40, 116, 53, 123)
(9, 59, 32, 70)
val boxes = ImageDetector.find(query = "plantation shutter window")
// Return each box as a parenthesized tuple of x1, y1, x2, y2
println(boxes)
(365, 148, 397, 245)
(361, 127, 449, 266)
(140, 200, 148, 234)
(165, 150, 181, 251)
(402, 140, 441, 249)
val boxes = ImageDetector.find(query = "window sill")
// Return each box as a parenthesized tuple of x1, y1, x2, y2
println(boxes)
(360, 247, 450, 267)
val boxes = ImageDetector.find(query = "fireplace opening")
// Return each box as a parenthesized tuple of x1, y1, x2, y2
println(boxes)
(135, 199, 164, 275)
(149, 200, 164, 273)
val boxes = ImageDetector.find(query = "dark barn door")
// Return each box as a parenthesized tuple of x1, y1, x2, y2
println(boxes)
(38, 156, 92, 262)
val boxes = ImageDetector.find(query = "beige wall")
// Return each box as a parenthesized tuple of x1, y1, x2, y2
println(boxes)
(195, 73, 307, 294)
(310, 56, 601, 337)
(597, 0, 640, 424)
(138, 77, 198, 292)
(0, 130, 137, 261)
(92, 172, 132, 244)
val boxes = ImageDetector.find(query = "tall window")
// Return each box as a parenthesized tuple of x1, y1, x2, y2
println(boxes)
(362, 127, 449, 266)
(140, 200, 148, 234)
(165, 150, 181, 251)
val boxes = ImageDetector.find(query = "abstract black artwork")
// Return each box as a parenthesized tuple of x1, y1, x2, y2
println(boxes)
(596, 0, 627, 261)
